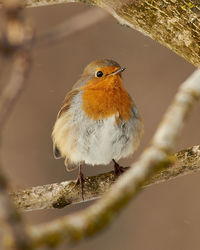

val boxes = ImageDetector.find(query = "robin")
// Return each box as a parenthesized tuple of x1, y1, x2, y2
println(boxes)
(52, 59, 143, 198)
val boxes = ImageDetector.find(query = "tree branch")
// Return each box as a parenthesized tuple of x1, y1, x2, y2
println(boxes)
(25, 0, 200, 68)
(24, 69, 200, 248)
(10, 145, 200, 211)
(0, 1, 34, 249)
(35, 8, 108, 47)
(0, 53, 31, 130)
(0, 54, 32, 250)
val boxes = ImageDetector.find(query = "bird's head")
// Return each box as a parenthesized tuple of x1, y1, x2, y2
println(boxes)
(80, 59, 126, 89)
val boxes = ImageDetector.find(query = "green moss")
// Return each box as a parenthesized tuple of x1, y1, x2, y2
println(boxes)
(114, 0, 200, 67)
(52, 196, 72, 208)
(34, 233, 62, 248)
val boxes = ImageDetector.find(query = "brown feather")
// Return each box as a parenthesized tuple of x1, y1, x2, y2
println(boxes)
(57, 89, 79, 118)
(52, 88, 79, 163)
(53, 145, 62, 159)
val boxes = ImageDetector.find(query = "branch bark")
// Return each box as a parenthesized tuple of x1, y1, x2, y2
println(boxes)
(0, 53, 31, 130)
(35, 8, 108, 47)
(0, 1, 34, 249)
(10, 145, 200, 211)
(25, 69, 200, 248)
(0, 54, 32, 250)
(25, 0, 200, 68)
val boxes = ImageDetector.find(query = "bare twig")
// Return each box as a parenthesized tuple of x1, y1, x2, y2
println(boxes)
(35, 8, 108, 47)
(0, 0, 33, 249)
(0, 53, 31, 130)
(10, 145, 200, 211)
(0, 56, 32, 250)
(25, 70, 200, 248)
(0, 162, 31, 250)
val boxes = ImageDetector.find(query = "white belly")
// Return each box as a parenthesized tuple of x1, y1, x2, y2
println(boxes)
(75, 114, 141, 165)
(52, 92, 143, 169)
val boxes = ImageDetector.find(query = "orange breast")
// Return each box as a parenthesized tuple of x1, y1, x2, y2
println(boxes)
(81, 75, 134, 121)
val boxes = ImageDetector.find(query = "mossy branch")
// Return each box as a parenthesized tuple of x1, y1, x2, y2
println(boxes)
(10, 145, 200, 211)
(25, 0, 200, 68)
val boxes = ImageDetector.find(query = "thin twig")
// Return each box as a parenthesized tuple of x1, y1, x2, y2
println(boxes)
(0, 162, 31, 250)
(26, 70, 200, 248)
(0, 54, 32, 250)
(0, 1, 33, 249)
(10, 145, 200, 211)
(35, 8, 108, 47)
(0, 53, 31, 130)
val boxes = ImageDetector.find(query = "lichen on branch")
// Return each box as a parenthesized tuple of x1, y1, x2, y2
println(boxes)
(10, 145, 200, 211)
(25, 0, 200, 67)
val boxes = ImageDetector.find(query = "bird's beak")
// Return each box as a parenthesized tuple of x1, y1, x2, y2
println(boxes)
(111, 67, 126, 76)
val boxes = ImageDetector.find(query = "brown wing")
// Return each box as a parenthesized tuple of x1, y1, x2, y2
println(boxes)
(53, 88, 80, 159)
(53, 145, 62, 159)
(57, 88, 79, 119)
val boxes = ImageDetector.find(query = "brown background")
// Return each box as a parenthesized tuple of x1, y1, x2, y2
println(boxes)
(1, 3, 200, 250)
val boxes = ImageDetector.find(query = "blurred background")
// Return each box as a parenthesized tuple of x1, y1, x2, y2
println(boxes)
(1, 3, 200, 250)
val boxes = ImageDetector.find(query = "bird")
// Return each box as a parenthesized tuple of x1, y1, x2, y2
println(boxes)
(52, 59, 143, 198)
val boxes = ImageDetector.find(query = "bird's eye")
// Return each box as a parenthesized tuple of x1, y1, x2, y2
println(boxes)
(96, 71, 103, 78)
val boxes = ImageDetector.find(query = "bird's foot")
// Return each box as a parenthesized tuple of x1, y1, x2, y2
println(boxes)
(74, 165, 84, 200)
(113, 159, 128, 179)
